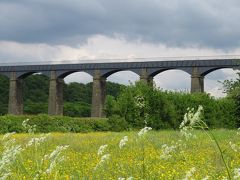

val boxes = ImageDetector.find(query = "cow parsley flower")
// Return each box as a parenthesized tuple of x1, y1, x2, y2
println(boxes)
(182, 167, 196, 180)
(229, 141, 239, 152)
(22, 119, 36, 134)
(97, 144, 108, 156)
(118, 177, 134, 180)
(180, 105, 203, 128)
(201, 176, 209, 180)
(138, 127, 152, 137)
(119, 136, 128, 149)
(160, 144, 177, 160)
(44, 145, 69, 174)
(26, 133, 50, 148)
(234, 168, 240, 179)
(2, 132, 16, 141)
(0, 133, 24, 179)
(179, 105, 203, 140)
(94, 154, 110, 170)
(134, 95, 145, 109)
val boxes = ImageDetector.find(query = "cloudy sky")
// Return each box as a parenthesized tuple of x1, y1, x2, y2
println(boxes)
(1, 0, 240, 97)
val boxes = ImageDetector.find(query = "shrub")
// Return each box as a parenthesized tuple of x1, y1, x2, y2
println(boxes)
(0, 115, 109, 133)
(105, 81, 238, 129)
(107, 115, 129, 131)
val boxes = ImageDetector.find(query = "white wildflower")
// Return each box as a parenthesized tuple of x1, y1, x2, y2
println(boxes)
(22, 119, 36, 134)
(144, 113, 149, 126)
(100, 154, 110, 162)
(190, 105, 203, 126)
(229, 141, 239, 152)
(127, 177, 134, 180)
(94, 154, 110, 170)
(48, 145, 69, 160)
(44, 145, 69, 174)
(0, 172, 11, 180)
(22, 118, 29, 128)
(0, 134, 23, 178)
(201, 176, 209, 180)
(182, 167, 196, 180)
(2, 132, 16, 141)
(26, 133, 50, 148)
(234, 168, 240, 179)
(134, 95, 145, 109)
(160, 144, 177, 160)
(180, 105, 203, 140)
(2, 138, 16, 149)
(138, 127, 152, 137)
(97, 144, 108, 156)
(180, 105, 203, 128)
(180, 126, 196, 140)
(118, 177, 134, 180)
(119, 136, 128, 149)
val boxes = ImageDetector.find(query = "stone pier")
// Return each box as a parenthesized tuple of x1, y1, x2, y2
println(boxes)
(91, 70, 106, 117)
(8, 72, 23, 115)
(140, 68, 153, 84)
(48, 71, 64, 115)
(191, 67, 204, 93)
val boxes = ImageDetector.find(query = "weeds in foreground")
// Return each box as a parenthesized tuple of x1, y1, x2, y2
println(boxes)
(0, 106, 239, 179)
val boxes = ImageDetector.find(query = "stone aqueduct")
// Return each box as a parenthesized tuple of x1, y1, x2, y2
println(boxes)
(0, 58, 239, 117)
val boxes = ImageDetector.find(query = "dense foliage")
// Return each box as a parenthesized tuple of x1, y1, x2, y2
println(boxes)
(222, 72, 240, 127)
(0, 74, 124, 116)
(105, 82, 238, 130)
(0, 115, 109, 133)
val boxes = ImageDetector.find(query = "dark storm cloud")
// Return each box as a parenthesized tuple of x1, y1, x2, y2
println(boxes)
(0, 0, 240, 49)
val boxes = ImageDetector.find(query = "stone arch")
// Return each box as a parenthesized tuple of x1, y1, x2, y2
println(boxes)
(153, 69, 191, 92)
(23, 72, 50, 115)
(204, 68, 239, 97)
(101, 69, 140, 79)
(105, 70, 140, 85)
(149, 68, 191, 78)
(16, 71, 50, 79)
(57, 70, 93, 79)
(54, 71, 94, 117)
(201, 66, 234, 76)
(8, 71, 50, 115)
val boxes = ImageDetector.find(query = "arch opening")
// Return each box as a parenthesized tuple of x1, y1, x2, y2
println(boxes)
(153, 69, 191, 92)
(106, 70, 139, 98)
(63, 72, 93, 117)
(23, 73, 50, 115)
(205, 68, 239, 97)
(106, 70, 139, 85)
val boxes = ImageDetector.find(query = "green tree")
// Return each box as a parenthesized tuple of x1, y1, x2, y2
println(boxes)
(105, 81, 238, 129)
(221, 72, 240, 127)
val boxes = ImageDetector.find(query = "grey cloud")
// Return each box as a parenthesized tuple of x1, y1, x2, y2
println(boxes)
(0, 0, 240, 49)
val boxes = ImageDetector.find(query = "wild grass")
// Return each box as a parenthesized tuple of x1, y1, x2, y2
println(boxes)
(0, 106, 239, 179)
(0, 130, 239, 179)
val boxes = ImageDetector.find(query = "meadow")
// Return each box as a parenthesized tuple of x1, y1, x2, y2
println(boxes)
(1, 129, 240, 180)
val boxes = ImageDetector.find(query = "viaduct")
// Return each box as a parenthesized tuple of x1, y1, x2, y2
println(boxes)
(0, 57, 239, 117)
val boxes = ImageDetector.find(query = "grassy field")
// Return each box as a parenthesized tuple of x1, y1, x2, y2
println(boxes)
(0, 130, 240, 179)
